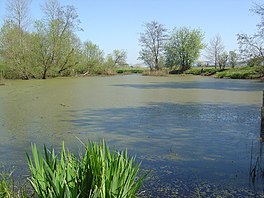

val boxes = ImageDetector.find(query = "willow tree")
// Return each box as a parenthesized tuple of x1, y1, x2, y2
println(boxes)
(79, 40, 105, 74)
(165, 27, 204, 71)
(138, 21, 167, 70)
(32, 0, 82, 79)
(0, 0, 32, 79)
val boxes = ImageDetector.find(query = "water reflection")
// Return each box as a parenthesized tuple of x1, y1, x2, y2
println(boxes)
(113, 78, 264, 92)
(249, 141, 264, 193)
(65, 102, 261, 196)
(0, 76, 263, 196)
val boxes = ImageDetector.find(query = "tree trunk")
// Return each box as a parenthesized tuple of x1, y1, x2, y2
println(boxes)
(42, 69, 47, 79)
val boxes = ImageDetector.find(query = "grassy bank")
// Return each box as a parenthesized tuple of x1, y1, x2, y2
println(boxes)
(184, 66, 263, 79)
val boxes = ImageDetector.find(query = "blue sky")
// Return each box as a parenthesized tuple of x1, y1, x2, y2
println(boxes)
(0, 0, 261, 65)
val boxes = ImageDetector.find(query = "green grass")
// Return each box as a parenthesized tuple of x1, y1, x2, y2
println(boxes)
(0, 173, 12, 198)
(184, 66, 263, 79)
(215, 66, 262, 79)
(0, 169, 27, 198)
(26, 140, 145, 198)
(184, 67, 221, 76)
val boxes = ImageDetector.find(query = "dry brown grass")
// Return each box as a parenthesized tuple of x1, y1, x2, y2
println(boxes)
(142, 69, 169, 76)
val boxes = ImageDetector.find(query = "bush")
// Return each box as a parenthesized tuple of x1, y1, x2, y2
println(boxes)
(116, 68, 144, 74)
(27, 141, 145, 198)
(184, 68, 202, 75)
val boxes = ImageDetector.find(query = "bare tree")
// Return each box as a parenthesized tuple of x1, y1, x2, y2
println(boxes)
(237, 3, 264, 63)
(229, 50, 237, 68)
(205, 34, 225, 68)
(6, 0, 31, 31)
(218, 51, 228, 69)
(112, 49, 127, 67)
(138, 21, 167, 70)
(42, 0, 60, 21)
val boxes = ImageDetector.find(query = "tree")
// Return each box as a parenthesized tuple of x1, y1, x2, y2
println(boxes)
(0, 0, 33, 79)
(111, 49, 127, 67)
(138, 21, 167, 70)
(237, 3, 264, 64)
(205, 34, 225, 68)
(229, 50, 237, 68)
(6, 0, 31, 31)
(32, 0, 82, 79)
(0, 22, 33, 79)
(165, 27, 204, 71)
(218, 51, 228, 69)
(79, 40, 104, 74)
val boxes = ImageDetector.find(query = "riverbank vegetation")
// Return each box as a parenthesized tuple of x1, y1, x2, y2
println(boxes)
(0, 141, 144, 197)
(184, 66, 263, 79)
(0, 0, 263, 80)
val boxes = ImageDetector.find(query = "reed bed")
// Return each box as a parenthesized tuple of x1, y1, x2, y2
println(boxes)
(26, 140, 144, 198)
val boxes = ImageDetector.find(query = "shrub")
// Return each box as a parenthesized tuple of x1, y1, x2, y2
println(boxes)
(27, 141, 145, 198)
(184, 68, 201, 75)
(116, 68, 144, 74)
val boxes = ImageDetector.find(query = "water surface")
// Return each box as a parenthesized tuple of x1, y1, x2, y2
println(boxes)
(0, 75, 263, 197)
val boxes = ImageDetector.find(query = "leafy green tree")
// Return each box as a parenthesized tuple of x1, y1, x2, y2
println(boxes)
(165, 27, 204, 71)
(79, 40, 105, 74)
(0, 22, 33, 79)
(31, 0, 82, 79)
(0, 0, 33, 79)
(138, 21, 167, 70)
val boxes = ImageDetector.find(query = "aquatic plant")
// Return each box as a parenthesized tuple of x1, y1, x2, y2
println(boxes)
(0, 172, 12, 198)
(0, 170, 27, 198)
(26, 140, 144, 198)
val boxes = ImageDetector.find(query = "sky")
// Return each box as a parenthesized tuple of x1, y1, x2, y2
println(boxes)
(0, 0, 261, 65)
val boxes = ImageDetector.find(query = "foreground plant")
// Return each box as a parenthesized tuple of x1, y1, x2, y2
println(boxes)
(0, 170, 27, 198)
(0, 172, 12, 198)
(26, 141, 144, 198)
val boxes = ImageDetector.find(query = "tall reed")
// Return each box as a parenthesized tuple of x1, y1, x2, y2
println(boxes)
(26, 141, 144, 198)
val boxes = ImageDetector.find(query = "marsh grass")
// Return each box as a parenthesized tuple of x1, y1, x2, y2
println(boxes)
(26, 140, 145, 198)
(0, 172, 12, 198)
(0, 169, 27, 198)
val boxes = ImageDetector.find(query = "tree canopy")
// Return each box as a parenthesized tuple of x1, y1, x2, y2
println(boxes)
(165, 27, 204, 71)
(0, 0, 128, 79)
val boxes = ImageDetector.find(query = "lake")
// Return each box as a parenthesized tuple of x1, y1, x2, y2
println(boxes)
(0, 75, 264, 197)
